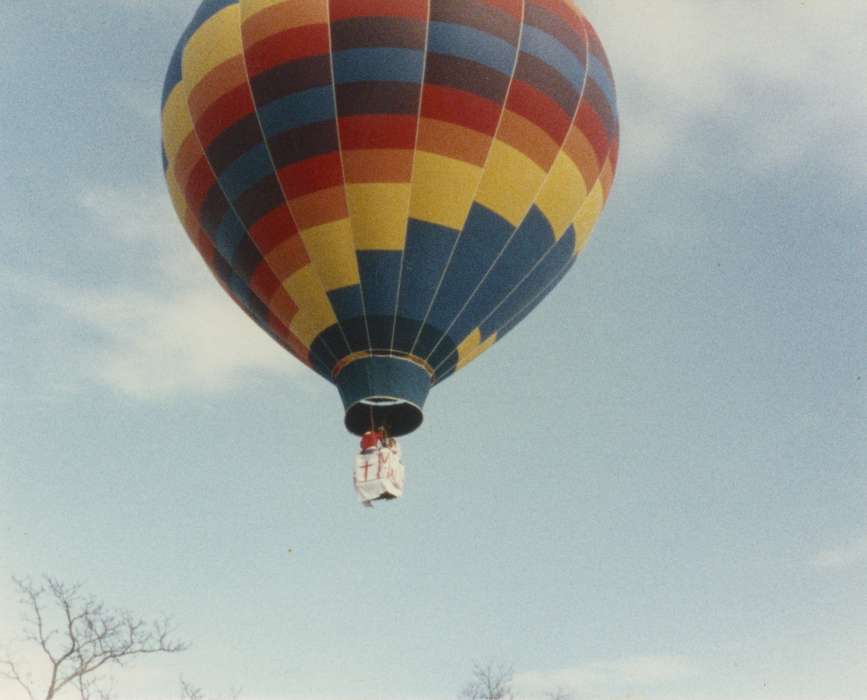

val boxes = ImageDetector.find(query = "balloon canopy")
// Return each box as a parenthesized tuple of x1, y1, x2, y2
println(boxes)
(161, 0, 618, 436)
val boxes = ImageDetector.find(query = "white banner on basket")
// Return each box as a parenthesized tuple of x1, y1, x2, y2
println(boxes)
(354, 447, 405, 504)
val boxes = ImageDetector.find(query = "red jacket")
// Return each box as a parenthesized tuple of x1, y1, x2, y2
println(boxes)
(360, 431, 382, 451)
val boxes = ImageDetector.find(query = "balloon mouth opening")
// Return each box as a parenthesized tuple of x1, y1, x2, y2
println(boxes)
(345, 397, 423, 437)
(334, 354, 432, 437)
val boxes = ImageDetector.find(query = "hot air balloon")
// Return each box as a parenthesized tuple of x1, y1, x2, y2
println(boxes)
(161, 0, 619, 438)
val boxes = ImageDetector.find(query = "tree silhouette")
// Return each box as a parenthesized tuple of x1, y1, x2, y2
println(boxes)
(460, 662, 516, 700)
(1, 576, 186, 700)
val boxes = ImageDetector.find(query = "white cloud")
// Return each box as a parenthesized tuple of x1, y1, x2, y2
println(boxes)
(55, 283, 296, 400)
(513, 654, 694, 698)
(74, 184, 309, 398)
(4, 184, 305, 400)
(812, 533, 867, 570)
(625, 696, 852, 700)
(581, 0, 867, 177)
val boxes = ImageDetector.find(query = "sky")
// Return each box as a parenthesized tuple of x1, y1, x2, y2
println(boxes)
(1, 1, 866, 699)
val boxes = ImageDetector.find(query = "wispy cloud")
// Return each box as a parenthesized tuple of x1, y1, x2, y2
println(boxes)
(79, 183, 212, 283)
(812, 533, 867, 570)
(513, 654, 694, 698)
(4, 184, 304, 401)
(54, 283, 296, 400)
(620, 696, 853, 700)
(582, 0, 867, 178)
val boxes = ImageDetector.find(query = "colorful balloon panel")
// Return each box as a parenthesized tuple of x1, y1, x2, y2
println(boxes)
(162, 0, 618, 435)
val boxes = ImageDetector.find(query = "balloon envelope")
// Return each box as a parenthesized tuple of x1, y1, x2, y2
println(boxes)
(161, 0, 619, 435)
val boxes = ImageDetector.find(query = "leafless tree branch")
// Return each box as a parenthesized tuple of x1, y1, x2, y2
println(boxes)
(460, 661, 517, 700)
(179, 678, 242, 700)
(0, 655, 37, 700)
(75, 672, 114, 700)
(180, 677, 205, 700)
(544, 690, 573, 700)
(1, 576, 188, 700)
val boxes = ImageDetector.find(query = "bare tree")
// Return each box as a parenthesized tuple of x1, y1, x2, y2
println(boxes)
(179, 678, 241, 700)
(544, 690, 573, 700)
(0, 576, 187, 700)
(179, 678, 205, 700)
(460, 662, 516, 700)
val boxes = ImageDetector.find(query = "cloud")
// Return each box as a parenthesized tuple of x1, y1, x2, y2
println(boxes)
(581, 0, 867, 177)
(812, 533, 867, 570)
(54, 283, 296, 400)
(79, 183, 207, 283)
(4, 184, 304, 401)
(513, 655, 694, 698)
(621, 696, 852, 700)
